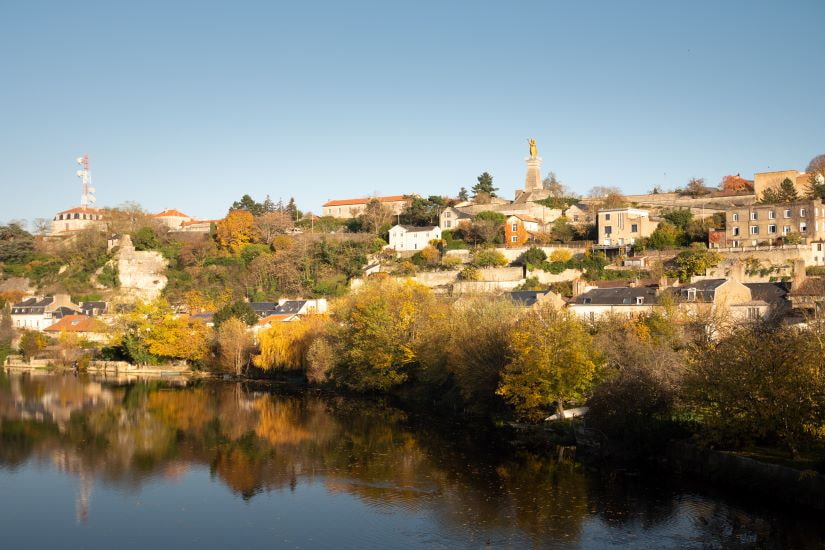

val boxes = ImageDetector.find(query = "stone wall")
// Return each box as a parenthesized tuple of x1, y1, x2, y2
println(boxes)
(527, 268, 583, 284)
(451, 280, 524, 293)
(116, 234, 168, 301)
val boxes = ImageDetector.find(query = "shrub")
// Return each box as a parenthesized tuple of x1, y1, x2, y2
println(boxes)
(519, 247, 547, 267)
(441, 255, 463, 269)
(549, 249, 572, 263)
(458, 266, 481, 281)
(472, 249, 508, 268)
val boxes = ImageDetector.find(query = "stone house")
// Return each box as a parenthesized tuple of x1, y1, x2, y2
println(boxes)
(50, 206, 106, 235)
(322, 195, 408, 219)
(753, 170, 813, 201)
(563, 203, 593, 225)
(11, 294, 80, 331)
(44, 314, 110, 343)
(596, 207, 657, 249)
(720, 199, 825, 247)
(438, 207, 472, 231)
(507, 290, 566, 310)
(388, 225, 441, 251)
(504, 214, 540, 248)
(568, 284, 661, 321)
(152, 209, 193, 229)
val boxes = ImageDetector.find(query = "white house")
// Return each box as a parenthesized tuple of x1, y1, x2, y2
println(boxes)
(388, 225, 442, 251)
(152, 209, 193, 229)
(11, 294, 80, 331)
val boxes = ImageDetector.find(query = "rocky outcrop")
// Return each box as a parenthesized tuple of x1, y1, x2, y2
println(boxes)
(115, 235, 168, 301)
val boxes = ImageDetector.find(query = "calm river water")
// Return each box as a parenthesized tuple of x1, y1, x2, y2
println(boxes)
(0, 370, 822, 549)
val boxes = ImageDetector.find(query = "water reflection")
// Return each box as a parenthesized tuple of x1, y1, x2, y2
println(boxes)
(0, 370, 821, 549)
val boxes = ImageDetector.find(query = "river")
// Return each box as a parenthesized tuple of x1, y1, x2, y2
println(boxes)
(0, 370, 822, 549)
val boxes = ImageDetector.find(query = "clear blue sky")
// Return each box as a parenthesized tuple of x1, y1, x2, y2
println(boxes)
(1, 0, 823, 226)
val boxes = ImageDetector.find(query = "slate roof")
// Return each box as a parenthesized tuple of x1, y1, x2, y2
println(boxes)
(572, 286, 660, 306)
(11, 297, 55, 314)
(508, 290, 550, 307)
(744, 282, 790, 305)
(250, 300, 308, 317)
(673, 279, 727, 303)
(79, 301, 108, 316)
(397, 225, 439, 233)
(52, 306, 78, 320)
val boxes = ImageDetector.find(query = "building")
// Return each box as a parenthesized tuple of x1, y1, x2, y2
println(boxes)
(44, 314, 110, 343)
(152, 209, 193, 229)
(438, 207, 472, 231)
(596, 208, 657, 249)
(504, 214, 540, 248)
(569, 284, 662, 321)
(78, 301, 108, 317)
(250, 299, 329, 319)
(10, 294, 80, 331)
(51, 207, 107, 235)
(563, 203, 593, 225)
(507, 290, 566, 310)
(719, 199, 825, 247)
(322, 195, 408, 219)
(388, 225, 441, 251)
(753, 170, 812, 201)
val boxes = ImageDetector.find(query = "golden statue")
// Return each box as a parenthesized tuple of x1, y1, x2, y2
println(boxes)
(528, 138, 537, 159)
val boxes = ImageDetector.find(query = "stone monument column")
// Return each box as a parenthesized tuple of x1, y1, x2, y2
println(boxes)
(525, 156, 542, 191)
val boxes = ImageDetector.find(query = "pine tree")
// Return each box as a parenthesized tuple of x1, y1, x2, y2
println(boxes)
(458, 187, 469, 201)
(472, 172, 498, 198)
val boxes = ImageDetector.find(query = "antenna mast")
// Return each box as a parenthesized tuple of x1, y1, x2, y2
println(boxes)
(76, 155, 96, 208)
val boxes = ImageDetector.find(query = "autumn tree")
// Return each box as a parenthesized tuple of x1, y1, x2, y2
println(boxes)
(335, 279, 446, 392)
(497, 306, 601, 420)
(254, 316, 328, 371)
(19, 331, 48, 362)
(681, 177, 711, 197)
(116, 300, 210, 364)
(254, 211, 293, 245)
(216, 318, 254, 375)
(0, 307, 13, 348)
(306, 337, 336, 384)
(806, 153, 825, 178)
(673, 244, 721, 281)
(214, 301, 258, 327)
(359, 199, 394, 235)
(472, 172, 498, 199)
(216, 210, 257, 254)
(542, 172, 568, 197)
(719, 174, 753, 193)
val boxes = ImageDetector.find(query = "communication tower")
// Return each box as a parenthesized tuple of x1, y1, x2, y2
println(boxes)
(76, 155, 96, 207)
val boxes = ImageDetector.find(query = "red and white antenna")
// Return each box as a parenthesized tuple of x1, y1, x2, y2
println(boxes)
(76, 155, 96, 208)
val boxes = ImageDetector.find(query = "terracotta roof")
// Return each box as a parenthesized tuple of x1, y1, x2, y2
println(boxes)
(44, 314, 107, 333)
(257, 314, 298, 325)
(323, 195, 407, 207)
(153, 209, 190, 218)
(56, 206, 104, 215)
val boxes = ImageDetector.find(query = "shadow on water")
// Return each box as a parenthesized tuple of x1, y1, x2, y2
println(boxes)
(0, 370, 823, 549)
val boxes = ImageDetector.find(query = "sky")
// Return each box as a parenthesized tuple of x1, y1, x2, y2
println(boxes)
(1, 0, 823, 226)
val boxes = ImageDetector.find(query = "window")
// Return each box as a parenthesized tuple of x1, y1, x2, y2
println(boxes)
(583, 298, 592, 304)
(622, 298, 632, 304)
(747, 307, 761, 320)
(749, 226, 759, 235)
(605, 213, 611, 220)
(511, 235, 518, 243)
(636, 296, 645, 305)
(731, 240, 739, 248)
(750, 212, 758, 220)
(800, 223, 807, 233)
(732, 213, 739, 222)
(800, 208, 807, 217)
(573, 215, 579, 222)
(784, 209, 792, 218)
(511, 223, 518, 232)
(768, 211, 776, 219)
(445, 221, 451, 228)
(683, 288, 697, 301)
(768, 224, 777, 234)
(783, 225, 791, 235)
(818, 244, 823, 252)
(631, 224, 638, 233)
(732, 227, 740, 236)
(604, 226, 612, 235)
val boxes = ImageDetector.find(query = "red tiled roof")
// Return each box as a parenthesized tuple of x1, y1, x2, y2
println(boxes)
(44, 314, 107, 333)
(56, 206, 104, 215)
(153, 209, 190, 218)
(323, 195, 407, 207)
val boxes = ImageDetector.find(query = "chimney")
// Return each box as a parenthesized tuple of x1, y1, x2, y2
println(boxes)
(792, 259, 807, 290)
(728, 261, 745, 284)
(572, 279, 588, 297)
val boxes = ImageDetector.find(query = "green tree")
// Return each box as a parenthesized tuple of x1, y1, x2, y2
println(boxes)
(0, 307, 14, 348)
(673, 244, 721, 281)
(0, 223, 35, 264)
(230, 194, 269, 216)
(497, 306, 601, 420)
(458, 187, 469, 201)
(472, 172, 498, 199)
(214, 301, 258, 327)
(519, 247, 547, 268)
(662, 209, 693, 231)
(761, 178, 799, 204)
(647, 222, 683, 250)
(550, 217, 574, 243)
(19, 331, 48, 362)
(131, 226, 161, 251)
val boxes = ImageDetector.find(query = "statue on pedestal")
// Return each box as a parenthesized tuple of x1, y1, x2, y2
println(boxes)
(528, 138, 538, 160)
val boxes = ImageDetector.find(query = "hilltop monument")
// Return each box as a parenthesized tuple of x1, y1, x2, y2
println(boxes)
(525, 138, 542, 192)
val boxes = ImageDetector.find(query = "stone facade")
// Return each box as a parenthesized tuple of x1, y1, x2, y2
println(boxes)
(720, 199, 825, 247)
(597, 208, 657, 247)
(322, 195, 408, 219)
(753, 170, 811, 201)
(115, 234, 168, 300)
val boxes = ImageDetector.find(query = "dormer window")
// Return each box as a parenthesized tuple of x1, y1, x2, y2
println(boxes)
(636, 296, 645, 304)
(583, 298, 592, 304)
(683, 288, 697, 301)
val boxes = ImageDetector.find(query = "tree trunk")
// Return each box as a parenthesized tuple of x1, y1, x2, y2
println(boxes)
(556, 400, 566, 420)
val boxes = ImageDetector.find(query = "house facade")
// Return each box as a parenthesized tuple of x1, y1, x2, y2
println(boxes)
(44, 314, 110, 343)
(11, 294, 80, 331)
(504, 214, 540, 248)
(153, 209, 193, 229)
(438, 207, 472, 231)
(596, 208, 656, 247)
(51, 207, 106, 235)
(321, 195, 408, 219)
(388, 225, 441, 251)
(720, 199, 825, 247)
(753, 170, 812, 201)
(563, 203, 593, 225)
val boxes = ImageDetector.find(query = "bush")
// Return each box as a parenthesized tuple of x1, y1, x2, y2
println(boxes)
(458, 266, 481, 281)
(472, 249, 508, 268)
(519, 247, 547, 267)
(441, 255, 463, 269)
(549, 249, 572, 263)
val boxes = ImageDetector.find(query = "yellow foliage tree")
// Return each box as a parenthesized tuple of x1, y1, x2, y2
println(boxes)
(117, 299, 210, 363)
(216, 210, 257, 254)
(498, 305, 601, 421)
(253, 315, 328, 371)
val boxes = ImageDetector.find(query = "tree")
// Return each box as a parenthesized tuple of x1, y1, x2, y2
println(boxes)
(216, 318, 254, 376)
(230, 194, 269, 216)
(116, 299, 210, 364)
(131, 226, 161, 251)
(254, 211, 293, 244)
(542, 172, 568, 197)
(806, 153, 825, 178)
(550, 217, 574, 243)
(306, 337, 336, 384)
(759, 178, 799, 204)
(0, 307, 13, 348)
(465, 211, 505, 245)
(497, 306, 601, 420)
(472, 172, 498, 199)
(686, 321, 825, 459)
(286, 197, 300, 221)
(673, 244, 721, 282)
(335, 279, 446, 392)
(471, 249, 508, 267)
(662, 209, 693, 231)
(519, 247, 547, 268)
(647, 222, 683, 250)
(457, 187, 469, 201)
(214, 301, 258, 327)
(399, 196, 442, 226)
(808, 173, 825, 200)
(254, 316, 326, 371)
(359, 199, 394, 235)
(682, 177, 711, 197)
(19, 331, 48, 362)
(0, 223, 35, 264)
(720, 174, 753, 193)
(216, 210, 257, 254)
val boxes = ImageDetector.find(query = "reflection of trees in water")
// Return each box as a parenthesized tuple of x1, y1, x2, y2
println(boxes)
(1, 372, 822, 547)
